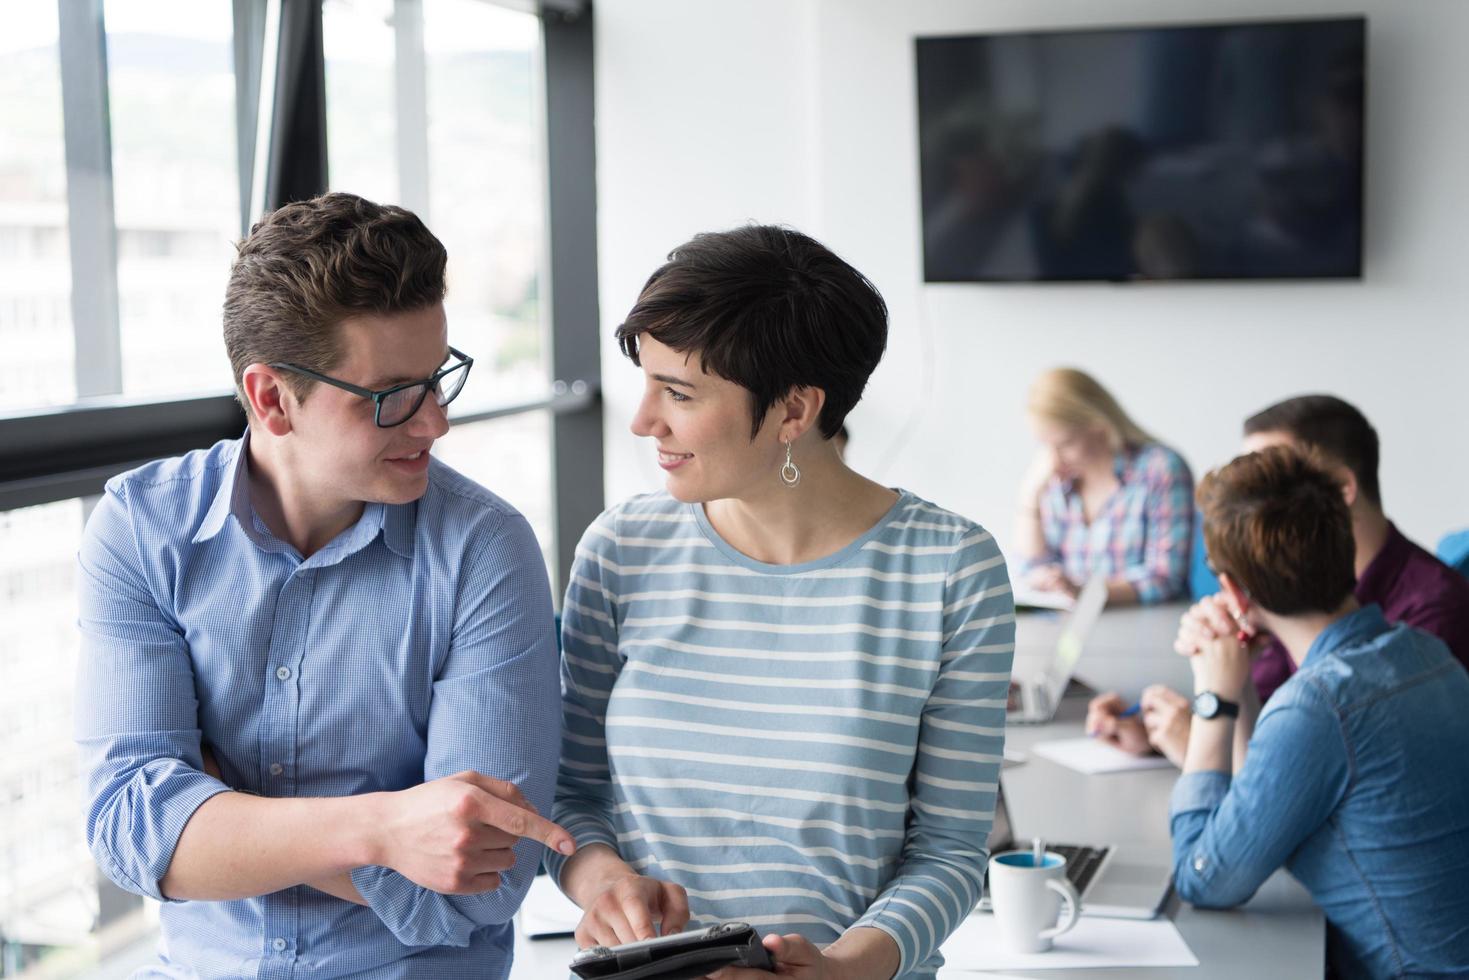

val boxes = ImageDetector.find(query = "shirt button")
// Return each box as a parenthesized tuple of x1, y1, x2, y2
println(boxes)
(269, 763, 284, 776)
(1193, 855, 1209, 872)
(275, 666, 291, 681)
(272, 938, 287, 952)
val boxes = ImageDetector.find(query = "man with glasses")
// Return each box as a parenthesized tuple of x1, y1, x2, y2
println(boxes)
(75, 192, 573, 978)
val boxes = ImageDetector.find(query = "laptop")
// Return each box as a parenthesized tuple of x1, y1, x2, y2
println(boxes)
(1007, 573, 1108, 724)
(978, 783, 1174, 920)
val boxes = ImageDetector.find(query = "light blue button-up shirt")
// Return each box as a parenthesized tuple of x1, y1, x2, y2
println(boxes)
(75, 434, 560, 979)
(1170, 605, 1469, 976)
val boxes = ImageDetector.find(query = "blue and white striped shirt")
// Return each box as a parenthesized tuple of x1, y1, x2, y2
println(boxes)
(545, 490, 1015, 977)
(74, 434, 560, 978)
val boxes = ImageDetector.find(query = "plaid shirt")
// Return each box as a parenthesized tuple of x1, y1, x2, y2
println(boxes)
(1037, 443, 1194, 604)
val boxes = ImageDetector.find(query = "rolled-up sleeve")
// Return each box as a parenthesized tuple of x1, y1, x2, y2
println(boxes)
(1169, 698, 1350, 908)
(1126, 450, 1193, 604)
(351, 512, 561, 947)
(75, 483, 230, 902)
(853, 526, 1015, 974)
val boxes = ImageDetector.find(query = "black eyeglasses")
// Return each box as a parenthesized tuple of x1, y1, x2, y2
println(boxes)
(270, 346, 473, 428)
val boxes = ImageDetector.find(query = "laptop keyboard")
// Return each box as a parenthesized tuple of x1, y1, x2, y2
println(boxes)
(1051, 843, 1111, 896)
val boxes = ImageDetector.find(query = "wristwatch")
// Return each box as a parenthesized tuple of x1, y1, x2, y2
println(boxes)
(1192, 691, 1240, 720)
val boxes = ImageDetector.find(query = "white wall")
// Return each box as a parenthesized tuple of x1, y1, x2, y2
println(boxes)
(594, 0, 1469, 558)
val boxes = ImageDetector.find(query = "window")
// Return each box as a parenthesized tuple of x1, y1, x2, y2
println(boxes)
(0, 4, 74, 412)
(0, 500, 101, 972)
(325, 0, 549, 412)
(423, 0, 548, 410)
(105, 0, 240, 399)
(322, 0, 398, 205)
(0, 3, 597, 972)
(434, 411, 556, 580)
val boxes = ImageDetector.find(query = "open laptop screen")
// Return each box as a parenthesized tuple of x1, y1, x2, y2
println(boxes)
(1039, 574, 1108, 709)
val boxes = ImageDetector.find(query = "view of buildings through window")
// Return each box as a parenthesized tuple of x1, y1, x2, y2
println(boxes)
(0, 2, 553, 974)
(0, 3, 73, 413)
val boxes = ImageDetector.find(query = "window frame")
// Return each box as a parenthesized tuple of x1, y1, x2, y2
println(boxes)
(0, 0, 602, 594)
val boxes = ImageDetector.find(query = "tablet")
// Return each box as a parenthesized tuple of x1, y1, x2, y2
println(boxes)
(568, 921, 774, 980)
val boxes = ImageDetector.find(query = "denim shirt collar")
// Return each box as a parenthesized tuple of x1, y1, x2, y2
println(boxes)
(192, 429, 414, 563)
(1302, 603, 1390, 668)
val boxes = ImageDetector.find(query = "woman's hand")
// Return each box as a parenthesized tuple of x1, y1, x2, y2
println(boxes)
(1085, 692, 1151, 755)
(1020, 448, 1058, 507)
(706, 933, 839, 980)
(1139, 685, 1192, 766)
(575, 872, 690, 948)
(1025, 564, 1078, 598)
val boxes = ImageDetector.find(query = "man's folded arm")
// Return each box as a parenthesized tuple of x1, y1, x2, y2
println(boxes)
(349, 513, 564, 947)
(76, 486, 384, 902)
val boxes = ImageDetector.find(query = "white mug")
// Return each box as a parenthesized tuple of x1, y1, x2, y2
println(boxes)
(988, 849, 1081, 953)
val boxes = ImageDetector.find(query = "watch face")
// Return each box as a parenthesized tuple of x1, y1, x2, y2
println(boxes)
(1194, 692, 1220, 718)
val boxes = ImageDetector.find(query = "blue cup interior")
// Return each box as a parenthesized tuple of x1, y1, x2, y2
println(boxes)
(995, 852, 1062, 869)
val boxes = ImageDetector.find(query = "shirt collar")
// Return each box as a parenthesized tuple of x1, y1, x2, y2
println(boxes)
(1058, 447, 1134, 497)
(190, 428, 416, 562)
(192, 431, 251, 545)
(1353, 521, 1409, 602)
(1302, 602, 1390, 666)
(1113, 447, 1133, 480)
(382, 496, 415, 559)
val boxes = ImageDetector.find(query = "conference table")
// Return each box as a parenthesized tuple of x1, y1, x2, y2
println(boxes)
(509, 604, 1325, 978)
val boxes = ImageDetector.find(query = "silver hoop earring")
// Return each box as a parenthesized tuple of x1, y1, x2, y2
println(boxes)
(780, 440, 801, 488)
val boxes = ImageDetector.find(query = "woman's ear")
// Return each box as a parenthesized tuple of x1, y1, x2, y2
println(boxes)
(777, 386, 827, 444)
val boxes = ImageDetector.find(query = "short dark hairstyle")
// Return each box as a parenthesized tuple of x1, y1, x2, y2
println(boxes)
(1197, 445, 1356, 616)
(1243, 394, 1380, 507)
(224, 192, 447, 413)
(614, 225, 888, 439)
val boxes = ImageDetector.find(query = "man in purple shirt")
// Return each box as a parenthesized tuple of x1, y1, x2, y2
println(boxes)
(1089, 394, 1469, 763)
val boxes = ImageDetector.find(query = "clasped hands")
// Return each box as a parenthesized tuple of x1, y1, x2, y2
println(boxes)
(1087, 594, 1260, 765)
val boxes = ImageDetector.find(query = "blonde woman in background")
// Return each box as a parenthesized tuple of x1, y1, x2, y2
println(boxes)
(1015, 367, 1193, 606)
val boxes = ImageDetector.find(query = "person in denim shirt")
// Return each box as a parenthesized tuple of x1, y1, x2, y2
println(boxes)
(1168, 446, 1469, 977)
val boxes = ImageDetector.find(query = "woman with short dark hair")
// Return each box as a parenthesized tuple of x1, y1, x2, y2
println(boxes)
(543, 226, 1016, 980)
(1171, 445, 1469, 977)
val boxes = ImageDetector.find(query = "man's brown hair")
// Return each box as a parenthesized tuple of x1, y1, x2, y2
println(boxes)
(223, 192, 447, 412)
(1197, 445, 1356, 616)
(1243, 394, 1380, 507)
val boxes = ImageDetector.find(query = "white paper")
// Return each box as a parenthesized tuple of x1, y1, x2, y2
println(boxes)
(1031, 737, 1176, 775)
(938, 911, 1199, 972)
(516, 874, 583, 938)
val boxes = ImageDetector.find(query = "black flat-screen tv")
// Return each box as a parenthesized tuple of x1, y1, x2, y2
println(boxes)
(916, 17, 1365, 282)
